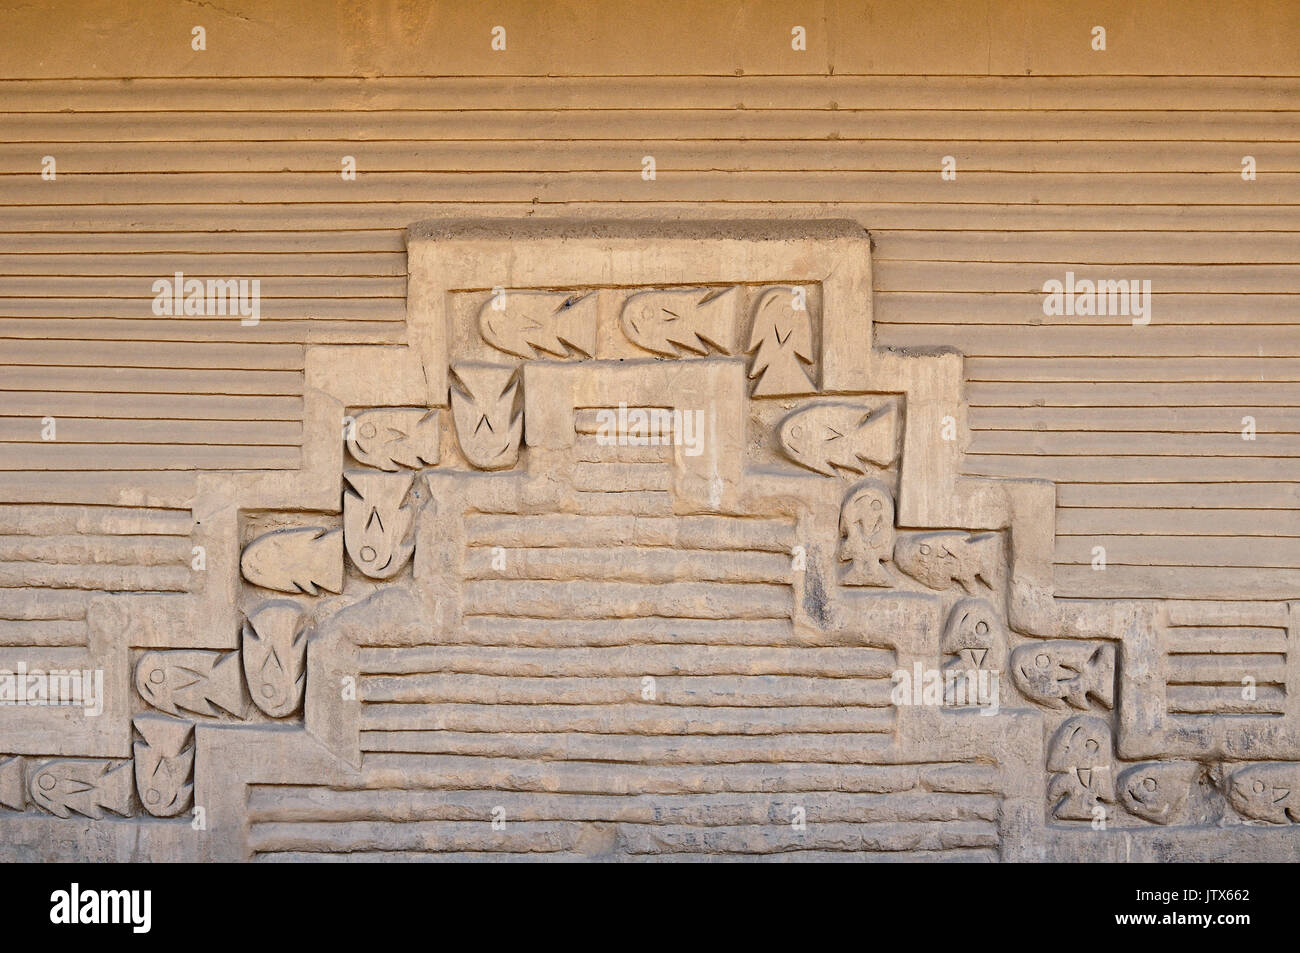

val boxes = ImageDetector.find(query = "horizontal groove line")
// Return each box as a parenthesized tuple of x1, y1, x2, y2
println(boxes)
(967, 381, 1300, 385)
(7, 103, 1300, 111)
(4, 169, 1297, 176)
(1054, 562, 1300, 569)
(461, 615, 791, 622)
(5, 72, 1299, 78)
(0, 390, 301, 397)
(970, 452, 1300, 458)
(4, 142, 1300, 149)
(0, 441, 299, 447)
(971, 430, 1300, 434)
(0, 363, 305, 372)
(8, 105, 1300, 112)
(2, 201, 1295, 209)
(0, 415, 299, 423)
(1058, 529, 1300, 534)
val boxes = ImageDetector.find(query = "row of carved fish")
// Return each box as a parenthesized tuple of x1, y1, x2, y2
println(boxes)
(116, 601, 311, 818)
(476, 287, 819, 396)
(241, 472, 417, 594)
(5, 738, 1293, 827)
(136, 601, 309, 722)
(0, 714, 193, 820)
(347, 370, 523, 474)
(1046, 716, 1299, 826)
(831, 476, 1000, 595)
(934, 598, 1115, 713)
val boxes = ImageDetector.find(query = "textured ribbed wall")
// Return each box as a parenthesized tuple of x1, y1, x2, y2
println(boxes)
(1, 0, 1297, 607)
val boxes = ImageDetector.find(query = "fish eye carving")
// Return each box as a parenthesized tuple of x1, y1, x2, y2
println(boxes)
(778, 401, 897, 476)
(345, 407, 440, 471)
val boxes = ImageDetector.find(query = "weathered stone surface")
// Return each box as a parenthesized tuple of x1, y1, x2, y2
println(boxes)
(1, 219, 1296, 863)
(133, 715, 194, 818)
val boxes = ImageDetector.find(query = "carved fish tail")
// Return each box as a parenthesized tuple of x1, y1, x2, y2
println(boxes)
(208, 653, 249, 718)
(1088, 644, 1117, 709)
(855, 405, 898, 467)
(100, 762, 135, 817)
(692, 286, 740, 354)
(554, 292, 599, 357)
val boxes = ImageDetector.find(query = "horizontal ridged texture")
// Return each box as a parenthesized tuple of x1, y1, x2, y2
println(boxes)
(1, 69, 1297, 601)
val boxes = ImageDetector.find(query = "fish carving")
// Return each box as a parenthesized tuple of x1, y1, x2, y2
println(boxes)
(242, 600, 310, 718)
(240, 526, 343, 595)
(29, 759, 133, 819)
(1046, 715, 1115, 821)
(1227, 763, 1300, 824)
(133, 715, 194, 818)
(343, 470, 416, 579)
(778, 402, 897, 476)
(450, 363, 523, 471)
(135, 650, 247, 719)
(346, 408, 440, 471)
(1118, 761, 1199, 825)
(940, 598, 1005, 706)
(894, 531, 1000, 594)
(837, 480, 894, 587)
(0, 756, 24, 811)
(1011, 640, 1115, 711)
(747, 287, 817, 396)
(478, 290, 597, 359)
(620, 287, 739, 357)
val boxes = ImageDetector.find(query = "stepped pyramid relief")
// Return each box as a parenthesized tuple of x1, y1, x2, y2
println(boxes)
(1, 220, 1296, 863)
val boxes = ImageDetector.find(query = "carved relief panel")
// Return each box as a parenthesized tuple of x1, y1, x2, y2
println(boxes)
(1, 220, 1295, 863)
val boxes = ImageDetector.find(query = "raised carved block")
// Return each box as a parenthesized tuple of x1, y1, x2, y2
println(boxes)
(242, 601, 310, 718)
(1011, 641, 1116, 711)
(133, 715, 194, 818)
(837, 480, 894, 587)
(1227, 763, 1300, 824)
(747, 287, 817, 396)
(343, 471, 416, 579)
(479, 290, 597, 359)
(1047, 715, 1115, 821)
(621, 287, 740, 357)
(1117, 761, 1199, 825)
(346, 408, 440, 471)
(241, 526, 344, 595)
(136, 650, 247, 720)
(29, 759, 133, 819)
(778, 401, 897, 476)
(450, 363, 523, 470)
(894, 531, 1000, 595)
